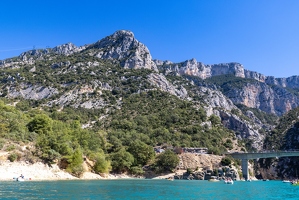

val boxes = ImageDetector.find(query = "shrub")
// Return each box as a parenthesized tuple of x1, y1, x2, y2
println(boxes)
(187, 168, 193, 174)
(93, 153, 112, 174)
(129, 166, 144, 175)
(221, 157, 232, 166)
(0, 139, 5, 149)
(155, 150, 179, 172)
(6, 145, 15, 151)
(8, 153, 18, 162)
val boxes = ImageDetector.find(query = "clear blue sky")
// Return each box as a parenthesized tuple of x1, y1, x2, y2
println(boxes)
(1, 0, 298, 78)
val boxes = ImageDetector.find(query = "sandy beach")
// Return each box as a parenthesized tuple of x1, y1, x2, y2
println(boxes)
(0, 160, 135, 181)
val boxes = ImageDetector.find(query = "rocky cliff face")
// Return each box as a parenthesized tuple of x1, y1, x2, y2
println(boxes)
(156, 58, 262, 80)
(147, 73, 189, 99)
(265, 76, 299, 88)
(157, 58, 299, 89)
(195, 86, 265, 150)
(157, 58, 299, 116)
(87, 30, 158, 71)
(223, 82, 299, 116)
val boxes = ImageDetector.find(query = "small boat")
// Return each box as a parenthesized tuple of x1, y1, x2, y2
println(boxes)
(282, 180, 291, 183)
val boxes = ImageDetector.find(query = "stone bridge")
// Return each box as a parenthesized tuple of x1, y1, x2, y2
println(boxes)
(228, 151, 299, 180)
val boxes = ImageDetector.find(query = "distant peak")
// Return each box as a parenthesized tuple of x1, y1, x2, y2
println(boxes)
(112, 30, 134, 38)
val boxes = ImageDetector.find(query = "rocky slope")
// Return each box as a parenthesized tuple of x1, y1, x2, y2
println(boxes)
(156, 58, 299, 116)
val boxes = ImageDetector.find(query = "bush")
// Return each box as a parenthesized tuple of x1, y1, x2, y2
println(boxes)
(6, 145, 15, 151)
(93, 153, 112, 174)
(8, 153, 18, 162)
(224, 139, 233, 150)
(129, 166, 144, 175)
(0, 139, 5, 150)
(155, 150, 179, 172)
(221, 157, 232, 166)
(186, 168, 193, 174)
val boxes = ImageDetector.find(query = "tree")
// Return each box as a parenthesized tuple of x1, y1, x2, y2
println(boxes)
(110, 148, 134, 173)
(155, 150, 179, 172)
(66, 148, 84, 177)
(209, 114, 221, 126)
(128, 140, 155, 166)
(27, 114, 52, 134)
(93, 152, 112, 174)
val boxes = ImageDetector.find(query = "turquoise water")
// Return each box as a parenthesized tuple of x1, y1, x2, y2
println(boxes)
(1, 179, 299, 199)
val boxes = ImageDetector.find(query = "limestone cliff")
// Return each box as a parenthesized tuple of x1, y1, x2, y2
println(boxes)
(87, 30, 158, 71)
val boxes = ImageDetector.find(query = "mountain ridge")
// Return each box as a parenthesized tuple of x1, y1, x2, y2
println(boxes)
(1, 30, 297, 81)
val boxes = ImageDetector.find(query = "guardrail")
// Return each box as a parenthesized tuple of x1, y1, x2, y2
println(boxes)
(227, 150, 299, 159)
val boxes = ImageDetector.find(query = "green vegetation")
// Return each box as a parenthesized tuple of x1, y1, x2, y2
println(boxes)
(154, 150, 180, 172)
(204, 74, 258, 92)
(221, 157, 232, 166)
(0, 55, 241, 175)
(236, 104, 278, 126)
(264, 106, 299, 150)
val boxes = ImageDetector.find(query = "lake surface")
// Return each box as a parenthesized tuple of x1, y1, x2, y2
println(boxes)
(0, 179, 299, 199)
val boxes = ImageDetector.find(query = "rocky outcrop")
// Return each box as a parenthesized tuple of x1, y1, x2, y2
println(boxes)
(157, 58, 266, 81)
(174, 153, 240, 180)
(219, 111, 264, 150)
(157, 58, 299, 91)
(266, 76, 299, 89)
(6, 84, 58, 100)
(192, 86, 265, 149)
(197, 86, 236, 113)
(87, 30, 158, 71)
(17, 43, 85, 63)
(52, 43, 86, 56)
(147, 73, 188, 99)
(224, 82, 299, 116)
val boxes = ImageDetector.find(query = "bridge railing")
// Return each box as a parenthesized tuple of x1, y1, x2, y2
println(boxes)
(225, 149, 299, 154)
(226, 150, 299, 159)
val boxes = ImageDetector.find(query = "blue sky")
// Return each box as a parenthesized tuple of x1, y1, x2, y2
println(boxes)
(1, 0, 298, 78)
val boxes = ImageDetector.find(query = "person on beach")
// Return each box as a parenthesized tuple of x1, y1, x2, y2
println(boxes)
(20, 174, 24, 179)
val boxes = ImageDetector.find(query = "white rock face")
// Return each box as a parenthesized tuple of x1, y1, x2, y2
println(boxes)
(7, 84, 58, 100)
(147, 73, 188, 99)
(52, 43, 86, 55)
(157, 58, 268, 82)
(89, 30, 158, 71)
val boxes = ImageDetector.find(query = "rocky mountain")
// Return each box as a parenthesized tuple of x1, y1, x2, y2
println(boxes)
(0, 30, 282, 149)
(1, 30, 299, 178)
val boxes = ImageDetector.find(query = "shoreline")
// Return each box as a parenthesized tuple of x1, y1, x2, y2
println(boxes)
(0, 160, 139, 181)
